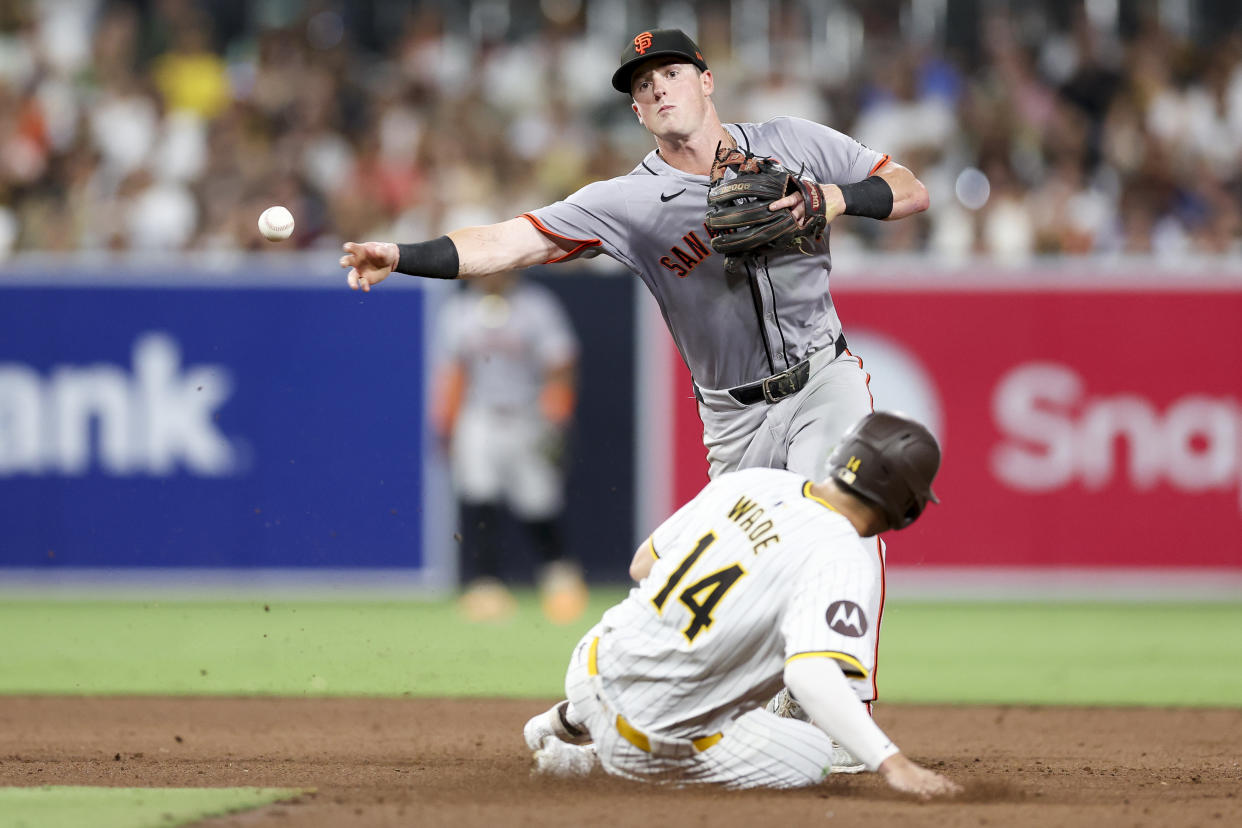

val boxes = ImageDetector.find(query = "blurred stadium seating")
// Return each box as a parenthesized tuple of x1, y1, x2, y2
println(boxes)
(0, 0, 1239, 260)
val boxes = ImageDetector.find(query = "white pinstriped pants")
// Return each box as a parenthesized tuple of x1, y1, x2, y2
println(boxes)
(450, 407, 564, 518)
(564, 627, 839, 789)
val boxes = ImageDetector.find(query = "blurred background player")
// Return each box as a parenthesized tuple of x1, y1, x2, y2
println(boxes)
(432, 271, 588, 623)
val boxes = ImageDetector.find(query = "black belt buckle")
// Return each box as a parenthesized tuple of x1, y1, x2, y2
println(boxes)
(726, 333, 845, 406)
(761, 370, 795, 403)
(761, 360, 810, 403)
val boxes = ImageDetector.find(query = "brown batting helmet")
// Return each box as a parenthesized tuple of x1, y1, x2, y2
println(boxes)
(828, 412, 942, 531)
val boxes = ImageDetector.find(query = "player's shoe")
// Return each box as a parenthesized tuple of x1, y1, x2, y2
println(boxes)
(458, 577, 517, 622)
(538, 561, 589, 625)
(828, 742, 866, 774)
(766, 687, 810, 720)
(767, 688, 866, 774)
(523, 701, 592, 750)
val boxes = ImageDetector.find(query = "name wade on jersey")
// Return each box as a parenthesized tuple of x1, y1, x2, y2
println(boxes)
(726, 495, 780, 554)
(659, 225, 718, 278)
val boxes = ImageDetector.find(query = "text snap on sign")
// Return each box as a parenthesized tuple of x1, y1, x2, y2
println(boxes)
(666, 270, 1242, 569)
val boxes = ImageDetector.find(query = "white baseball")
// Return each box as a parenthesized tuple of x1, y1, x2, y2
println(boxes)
(258, 205, 295, 241)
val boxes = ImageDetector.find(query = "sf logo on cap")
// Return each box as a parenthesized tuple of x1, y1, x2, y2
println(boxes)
(634, 32, 654, 54)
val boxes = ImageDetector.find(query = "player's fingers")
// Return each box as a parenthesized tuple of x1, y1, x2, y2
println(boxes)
(924, 775, 960, 798)
(768, 194, 799, 212)
(347, 268, 359, 289)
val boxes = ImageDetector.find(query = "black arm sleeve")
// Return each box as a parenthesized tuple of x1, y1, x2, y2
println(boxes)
(394, 236, 460, 278)
(839, 176, 894, 220)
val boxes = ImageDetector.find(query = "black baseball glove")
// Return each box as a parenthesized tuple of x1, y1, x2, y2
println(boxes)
(705, 144, 828, 270)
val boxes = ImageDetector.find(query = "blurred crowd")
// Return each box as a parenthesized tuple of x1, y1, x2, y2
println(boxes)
(0, 0, 1240, 260)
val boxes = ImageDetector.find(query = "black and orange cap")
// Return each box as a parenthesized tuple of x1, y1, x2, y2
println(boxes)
(612, 28, 709, 94)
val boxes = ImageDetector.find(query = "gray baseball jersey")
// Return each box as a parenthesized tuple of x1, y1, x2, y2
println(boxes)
(437, 280, 578, 410)
(525, 116, 887, 391)
(436, 279, 578, 516)
(589, 466, 884, 741)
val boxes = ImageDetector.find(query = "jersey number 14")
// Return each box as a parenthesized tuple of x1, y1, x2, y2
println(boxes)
(651, 531, 746, 643)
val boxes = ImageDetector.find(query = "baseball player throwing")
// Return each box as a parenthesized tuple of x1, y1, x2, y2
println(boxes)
(340, 28, 930, 762)
(339, 27, 928, 483)
(522, 412, 959, 795)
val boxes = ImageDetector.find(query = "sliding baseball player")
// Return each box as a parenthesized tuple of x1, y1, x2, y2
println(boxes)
(523, 412, 960, 796)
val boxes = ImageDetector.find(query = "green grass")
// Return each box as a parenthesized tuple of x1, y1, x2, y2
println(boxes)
(878, 602, 1242, 706)
(0, 786, 303, 828)
(0, 591, 629, 697)
(1, 596, 1240, 706)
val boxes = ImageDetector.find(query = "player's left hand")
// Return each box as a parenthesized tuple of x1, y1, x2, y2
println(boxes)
(538, 424, 570, 468)
(877, 753, 962, 801)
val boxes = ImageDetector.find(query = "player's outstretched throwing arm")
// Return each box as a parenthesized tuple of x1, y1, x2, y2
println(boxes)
(340, 217, 570, 292)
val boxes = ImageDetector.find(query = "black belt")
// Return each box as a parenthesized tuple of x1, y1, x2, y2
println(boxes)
(726, 333, 847, 406)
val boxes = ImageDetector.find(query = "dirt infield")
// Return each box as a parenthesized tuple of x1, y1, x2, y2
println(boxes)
(1, 697, 1238, 827)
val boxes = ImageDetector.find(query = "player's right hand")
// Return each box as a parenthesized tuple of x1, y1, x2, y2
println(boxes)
(340, 241, 399, 292)
(877, 753, 962, 800)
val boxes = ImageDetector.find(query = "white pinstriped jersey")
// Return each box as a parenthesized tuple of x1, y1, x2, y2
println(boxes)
(595, 467, 884, 740)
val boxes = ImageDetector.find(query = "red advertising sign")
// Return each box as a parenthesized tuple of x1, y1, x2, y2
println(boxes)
(669, 274, 1242, 568)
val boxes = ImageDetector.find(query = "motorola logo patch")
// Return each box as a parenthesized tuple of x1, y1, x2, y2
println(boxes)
(826, 601, 867, 637)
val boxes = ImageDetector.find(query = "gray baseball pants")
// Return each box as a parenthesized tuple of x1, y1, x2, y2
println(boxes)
(696, 346, 874, 481)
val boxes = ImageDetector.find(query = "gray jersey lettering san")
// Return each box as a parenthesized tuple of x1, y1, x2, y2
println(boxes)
(527, 117, 885, 390)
